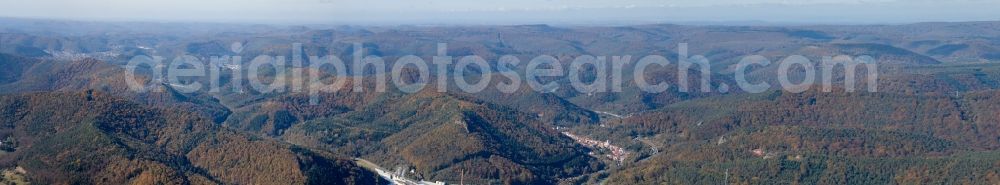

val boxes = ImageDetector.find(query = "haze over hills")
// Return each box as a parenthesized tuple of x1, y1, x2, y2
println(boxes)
(2, 0, 999, 24)
(1, 17, 999, 184)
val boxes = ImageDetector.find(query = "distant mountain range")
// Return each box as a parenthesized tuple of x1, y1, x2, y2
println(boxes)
(1, 18, 999, 184)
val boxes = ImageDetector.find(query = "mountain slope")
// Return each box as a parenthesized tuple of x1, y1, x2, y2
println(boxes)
(0, 91, 382, 184)
(596, 89, 1000, 184)
(248, 89, 605, 184)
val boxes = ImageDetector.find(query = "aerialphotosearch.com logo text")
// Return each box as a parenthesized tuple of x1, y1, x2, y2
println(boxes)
(125, 42, 879, 105)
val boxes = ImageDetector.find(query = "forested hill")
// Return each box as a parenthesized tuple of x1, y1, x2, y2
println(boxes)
(0, 90, 383, 184)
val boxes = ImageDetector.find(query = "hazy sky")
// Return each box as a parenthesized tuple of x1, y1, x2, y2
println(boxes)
(1, 0, 998, 24)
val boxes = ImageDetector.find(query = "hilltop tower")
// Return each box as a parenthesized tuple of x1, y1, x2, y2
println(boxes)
(497, 32, 506, 47)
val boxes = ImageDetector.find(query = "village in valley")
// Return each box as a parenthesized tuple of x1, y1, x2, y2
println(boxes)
(561, 132, 630, 166)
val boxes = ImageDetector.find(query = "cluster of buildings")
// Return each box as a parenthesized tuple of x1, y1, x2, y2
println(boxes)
(365, 163, 449, 185)
(372, 167, 446, 185)
(561, 132, 630, 165)
(750, 148, 778, 159)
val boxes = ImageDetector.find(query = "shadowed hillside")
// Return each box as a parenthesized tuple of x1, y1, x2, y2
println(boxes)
(0, 91, 382, 184)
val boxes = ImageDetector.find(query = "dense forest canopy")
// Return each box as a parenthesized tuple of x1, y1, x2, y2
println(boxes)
(1, 18, 1000, 184)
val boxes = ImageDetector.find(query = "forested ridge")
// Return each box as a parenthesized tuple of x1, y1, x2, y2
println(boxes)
(3, 20, 1000, 184)
(0, 90, 382, 184)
